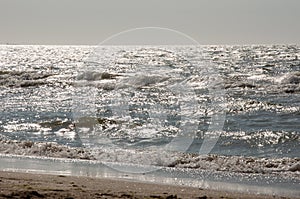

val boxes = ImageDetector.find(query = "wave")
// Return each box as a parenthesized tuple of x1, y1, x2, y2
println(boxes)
(280, 72, 300, 84)
(0, 136, 299, 179)
(76, 71, 119, 81)
(0, 70, 54, 87)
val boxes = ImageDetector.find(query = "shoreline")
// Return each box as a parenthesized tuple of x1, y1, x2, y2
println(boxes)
(0, 154, 299, 198)
(0, 171, 296, 199)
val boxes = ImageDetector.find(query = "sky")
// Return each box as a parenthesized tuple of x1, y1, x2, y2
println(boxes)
(0, 0, 299, 45)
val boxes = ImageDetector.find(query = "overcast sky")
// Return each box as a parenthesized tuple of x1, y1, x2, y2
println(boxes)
(0, 0, 299, 45)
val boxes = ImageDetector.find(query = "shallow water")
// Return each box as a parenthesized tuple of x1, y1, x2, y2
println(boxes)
(0, 154, 299, 198)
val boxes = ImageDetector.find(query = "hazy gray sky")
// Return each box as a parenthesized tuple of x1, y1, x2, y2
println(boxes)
(0, 0, 299, 45)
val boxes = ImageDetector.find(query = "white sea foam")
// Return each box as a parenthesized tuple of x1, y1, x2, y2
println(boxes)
(0, 137, 298, 179)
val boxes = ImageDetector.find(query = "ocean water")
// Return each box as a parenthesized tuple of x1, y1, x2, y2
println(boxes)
(0, 45, 299, 180)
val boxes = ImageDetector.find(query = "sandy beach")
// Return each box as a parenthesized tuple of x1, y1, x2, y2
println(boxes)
(0, 171, 294, 199)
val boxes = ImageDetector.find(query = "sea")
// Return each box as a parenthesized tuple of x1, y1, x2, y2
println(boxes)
(0, 44, 299, 196)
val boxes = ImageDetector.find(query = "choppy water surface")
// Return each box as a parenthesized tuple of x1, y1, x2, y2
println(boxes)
(0, 45, 299, 176)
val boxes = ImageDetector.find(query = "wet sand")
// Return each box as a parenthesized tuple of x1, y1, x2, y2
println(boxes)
(0, 171, 292, 199)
